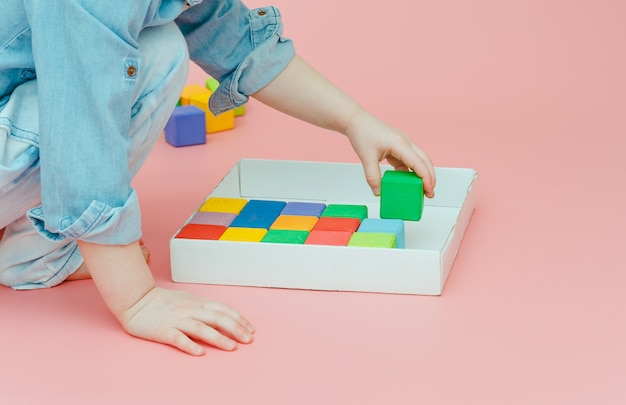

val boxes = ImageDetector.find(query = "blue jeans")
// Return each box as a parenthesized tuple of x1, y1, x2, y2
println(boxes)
(0, 22, 188, 289)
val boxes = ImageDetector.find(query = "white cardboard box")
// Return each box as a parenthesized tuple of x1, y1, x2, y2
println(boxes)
(170, 159, 477, 295)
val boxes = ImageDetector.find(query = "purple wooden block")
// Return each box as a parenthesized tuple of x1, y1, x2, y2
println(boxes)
(164, 106, 206, 147)
(281, 202, 327, 217)
(189, 211, 235, 227)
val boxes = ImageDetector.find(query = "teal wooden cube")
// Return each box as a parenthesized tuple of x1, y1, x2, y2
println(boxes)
(357, 218, 405, 248)
(380, 170, 424, 221)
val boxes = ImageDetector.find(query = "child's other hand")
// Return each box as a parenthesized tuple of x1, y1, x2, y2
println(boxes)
(345, 109, 436, 198)
(119, 287, 255, 356)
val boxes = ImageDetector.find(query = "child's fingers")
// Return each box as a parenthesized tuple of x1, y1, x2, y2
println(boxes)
(157, 327, 207, 356)
(202, 301, 256, 334)
(158, 323, 235, 356)
(411, 144, 436, 195)
(387, 146, 436, 198)
(359, 154, 383, 195)
(179, 319, 240, 353)
(193, 305, 254, 345)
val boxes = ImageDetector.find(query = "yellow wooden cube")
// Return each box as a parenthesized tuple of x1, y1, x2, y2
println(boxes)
(189, 92, 235, 134)
(200, 197, 248, 214)
(270, 215, 318, 231)
(180, 84, 209, 106)
(219, 227, 267, 242)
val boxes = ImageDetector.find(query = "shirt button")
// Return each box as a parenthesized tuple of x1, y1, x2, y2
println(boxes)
(127, 66, 137, 77)
(257, 9, 266, 16)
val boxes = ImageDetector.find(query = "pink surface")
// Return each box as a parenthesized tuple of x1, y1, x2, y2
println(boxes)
(2, 1, 625, 403)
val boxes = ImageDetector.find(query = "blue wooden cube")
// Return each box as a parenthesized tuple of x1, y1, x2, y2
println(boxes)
(357, 218, 406, 248)
(164, 106, 206, 147)
(230, 200, 287, 229)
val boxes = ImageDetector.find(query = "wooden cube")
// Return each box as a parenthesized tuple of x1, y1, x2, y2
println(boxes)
(348, 232, 396, 248)
(230, 200, 287, 229)
(180, 84, 209, 106)
(312, 217, 361, 233)
(199, 197, 248, 214)
(175, 224, 226, 240)
(219, 227, 267, 242)
(189, 92, 235, 134)
(281, 202, 327, 217)
(270, 215, 318, 231)
(357, 218, 405, 248)
(262, 230, 309, 244)
(164, 106, 206, 147)
(304, 230, 353, 246)
(321, 204, 368, 221)
(380, 170, 424, 221)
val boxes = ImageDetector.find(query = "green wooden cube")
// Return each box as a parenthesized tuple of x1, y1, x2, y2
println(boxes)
(261, 229, 309, 244)
(205, 77, 220, 91)
(348, 232, 396, 248)
(380, 170, 424, 221)
(321, 204, 368, 221)
(234, 104, 246, 116)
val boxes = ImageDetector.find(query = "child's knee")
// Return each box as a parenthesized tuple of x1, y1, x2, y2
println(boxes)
(0, 218, 83, 290)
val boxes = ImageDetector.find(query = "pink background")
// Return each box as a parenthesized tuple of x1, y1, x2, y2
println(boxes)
(2, 0, 625, 403)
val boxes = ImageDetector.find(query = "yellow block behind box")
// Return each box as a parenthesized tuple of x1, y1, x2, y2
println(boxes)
(189, 92, 235, 134)
(180, 84, 209, 106)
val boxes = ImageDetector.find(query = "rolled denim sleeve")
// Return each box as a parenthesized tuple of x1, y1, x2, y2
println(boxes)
(22, 0, 156, 245)
(176, 1, 295, 115)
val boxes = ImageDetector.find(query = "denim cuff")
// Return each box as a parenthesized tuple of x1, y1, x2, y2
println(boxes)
(27, 189, 142, 245)
(208, 6, 295, 115)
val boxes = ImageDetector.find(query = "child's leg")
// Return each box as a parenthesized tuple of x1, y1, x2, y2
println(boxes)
(0, 22, 188, 289)
(127, 21, 189, 177)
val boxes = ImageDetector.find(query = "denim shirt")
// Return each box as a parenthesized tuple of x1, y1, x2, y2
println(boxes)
(0, 0, 294, 245)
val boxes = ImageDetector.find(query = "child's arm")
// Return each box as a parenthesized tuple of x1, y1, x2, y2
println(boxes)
(252, 54, 436, 198)
(77, 240, 255, 356)
(77, 54, 436, 357)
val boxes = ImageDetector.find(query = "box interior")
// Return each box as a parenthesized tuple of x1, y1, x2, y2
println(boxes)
(171, 159, 478, 295)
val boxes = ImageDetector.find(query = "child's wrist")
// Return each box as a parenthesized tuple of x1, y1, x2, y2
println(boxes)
(77, 240, 156, 317)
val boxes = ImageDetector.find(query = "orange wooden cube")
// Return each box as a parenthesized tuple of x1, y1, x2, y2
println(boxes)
(270, 215, 318, 231)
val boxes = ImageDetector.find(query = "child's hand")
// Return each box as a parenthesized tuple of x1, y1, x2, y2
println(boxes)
(78, 240, 255, 356)
(345, 109, 436, 198)
(119, 287, 255, 356)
